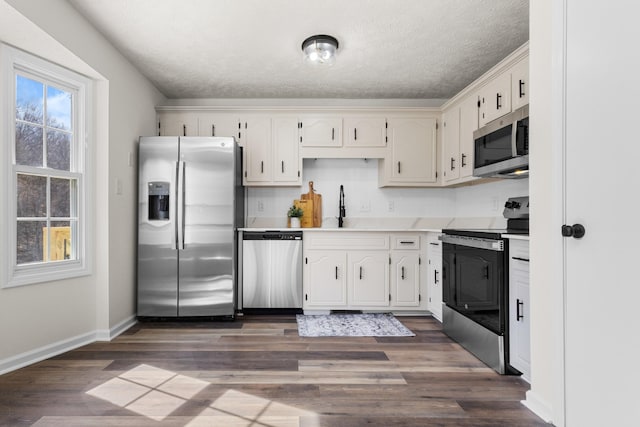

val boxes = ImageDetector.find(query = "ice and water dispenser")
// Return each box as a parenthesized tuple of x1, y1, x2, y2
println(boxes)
(148, 181, 170, 220)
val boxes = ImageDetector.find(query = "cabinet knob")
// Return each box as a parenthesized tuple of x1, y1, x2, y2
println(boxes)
(561, 224, 586, 239)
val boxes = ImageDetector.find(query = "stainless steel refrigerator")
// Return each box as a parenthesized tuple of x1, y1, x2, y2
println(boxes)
(137, 136, 244, 317)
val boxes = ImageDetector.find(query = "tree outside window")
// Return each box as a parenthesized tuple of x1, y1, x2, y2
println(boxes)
(15, 74, 78, 265)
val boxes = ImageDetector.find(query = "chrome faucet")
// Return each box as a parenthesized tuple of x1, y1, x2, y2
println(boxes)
(338, 185, 346, 228)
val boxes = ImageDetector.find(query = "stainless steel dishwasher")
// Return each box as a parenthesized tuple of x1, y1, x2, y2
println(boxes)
(241, 231, 303, 308)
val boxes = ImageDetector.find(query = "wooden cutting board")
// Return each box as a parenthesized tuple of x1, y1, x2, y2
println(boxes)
(301, 181, 322, 227)
(293, 199, 314, 228)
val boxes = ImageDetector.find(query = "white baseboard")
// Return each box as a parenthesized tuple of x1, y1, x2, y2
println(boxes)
(95, 315, 137, 341)
(0, 316, 138, 376)
(522, 390, 555, 425)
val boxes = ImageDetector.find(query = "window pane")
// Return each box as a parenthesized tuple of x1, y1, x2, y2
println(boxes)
(16, 75, 43, 124)
(17, 221, 46, 264)
(46, 85, 72, 131)
(17, 174, 46, 217)
(46, 130, 71, 171)
(16, 122, 43, 167)
(49, 221, 72, 261)
(51, 178, 75, 218)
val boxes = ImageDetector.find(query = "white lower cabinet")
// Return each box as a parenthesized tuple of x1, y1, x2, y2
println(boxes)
(508, 238, 531, 382)
(349, 251, 390, 307)
(426, 233, 443, 321)
(303, 231, 427, 312)
(303, 251, 347, 308)
(390, 251, 421, 307)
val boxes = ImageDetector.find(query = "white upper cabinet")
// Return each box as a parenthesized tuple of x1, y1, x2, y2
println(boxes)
(240, 116, 301, 186)
(458, 95, 479, 180)
(197, 113, 240, 139)
(344, 116, 387, 148)
(272, 117, 301, 184)
(478, 71, 512, 127)
(299, 116, 342, 147)
(442, 107, 461, 182)
(442, 94, 480, 184)
(380, 117, 438, 186)
(511, 56, 529, 111)
(158, 112, 198, 136)
(240, 116, 272, 184)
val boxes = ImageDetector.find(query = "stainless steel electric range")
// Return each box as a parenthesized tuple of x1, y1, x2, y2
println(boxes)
(441, 196, 529, 374)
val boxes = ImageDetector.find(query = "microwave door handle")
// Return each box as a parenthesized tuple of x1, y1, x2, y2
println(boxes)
(511, 121, 518, 157)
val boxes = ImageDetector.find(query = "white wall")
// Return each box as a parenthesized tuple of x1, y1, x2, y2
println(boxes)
(0, 0, 164, 370)
(248, 158, 528, 225)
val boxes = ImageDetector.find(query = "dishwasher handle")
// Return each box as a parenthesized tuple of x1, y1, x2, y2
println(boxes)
(243, 231, 302, 240)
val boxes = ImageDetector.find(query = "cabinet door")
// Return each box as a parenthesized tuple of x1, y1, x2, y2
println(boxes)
(386, 117, 437, 184)
(349, 251, 389, 307)
(442, 107, 460, 183)
(458, 95, 479, 179)
(426, 238, 443, 320)
(511, 57, 529, 110)
(300, 117, 342, 147)
(242, 117, 272, 183)
(159, 112, 198, 136)
(344, 117, 387, 147)
(198, 113, 239, 139)
(509, 240, 530, 381)
(304, 251, 347, 307)
(272, 117, 301, 184)
(390, 251, 420, 307)
(478, 72, 512, 126)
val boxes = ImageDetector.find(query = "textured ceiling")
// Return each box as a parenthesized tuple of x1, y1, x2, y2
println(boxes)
(67, 0, 529, 100)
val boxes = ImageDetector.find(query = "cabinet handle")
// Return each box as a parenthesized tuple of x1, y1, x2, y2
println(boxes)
(354, 128, 357, 141)
(434, 270, 439, 284)
(397, 161, 401, 174)
(512, 256, 530, 263)
(261, 161, 264, 173)
(359, 266, 363, 280)
(399, 240, 414, 244)
(461, 153, 467, 167)
(281, 161, 284, 173)
(519, 79, 525, 98)
(212, 124, 215, 136)
(496, 93, 502, 109)
(332, 128, 335, 140)
(483, 265, 489, 279)
(429, 242, 439, 246)
(517, 298, 524, 321)
(183, 124, 187, 136)
(450, 157, 455, 170)
(401, 266, 405, 280)
(335, 266, 338, 280)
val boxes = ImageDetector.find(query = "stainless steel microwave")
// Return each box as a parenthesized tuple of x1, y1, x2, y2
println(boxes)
(473, 105, 529, 179)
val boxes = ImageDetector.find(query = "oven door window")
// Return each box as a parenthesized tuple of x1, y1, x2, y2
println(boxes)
(474, 123, 514, 168)
(454, 249, 500, 311)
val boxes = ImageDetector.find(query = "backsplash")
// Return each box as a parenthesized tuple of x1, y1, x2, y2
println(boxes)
(247, 158, 528, 222)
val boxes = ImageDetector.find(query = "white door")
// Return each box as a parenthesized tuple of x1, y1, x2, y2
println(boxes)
(561, 2, 640, 426)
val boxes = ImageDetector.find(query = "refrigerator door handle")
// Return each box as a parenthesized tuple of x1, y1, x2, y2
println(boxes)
(177, 160, 185, 250)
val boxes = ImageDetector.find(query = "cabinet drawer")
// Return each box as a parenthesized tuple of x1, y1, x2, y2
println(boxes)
(304, 232, 389, 250)
(509, 239, 529, 260)
(391, 234, 420, 250)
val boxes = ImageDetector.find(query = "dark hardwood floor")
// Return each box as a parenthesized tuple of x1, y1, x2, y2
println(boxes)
(0, 315, 550, 426)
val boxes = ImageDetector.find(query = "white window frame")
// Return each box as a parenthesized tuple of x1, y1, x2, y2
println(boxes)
(1, 44, 92, 288)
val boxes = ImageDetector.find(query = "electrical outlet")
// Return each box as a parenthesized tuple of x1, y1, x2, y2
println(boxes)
(491, 197, 499, 212)
(257, 200, 264, 212)
(360, 200, 371, 212)
(388, 200, 395, 212)
(128, 151, 133, 167)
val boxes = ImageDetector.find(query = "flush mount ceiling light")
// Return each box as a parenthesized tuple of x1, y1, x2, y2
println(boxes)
(302, 34, 339, 66)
